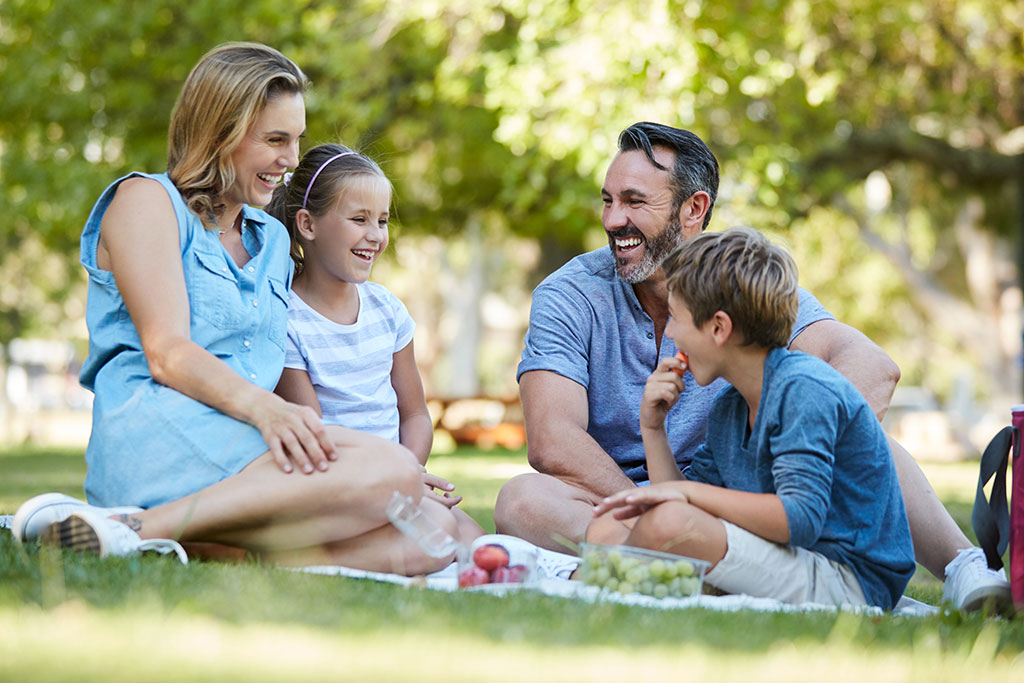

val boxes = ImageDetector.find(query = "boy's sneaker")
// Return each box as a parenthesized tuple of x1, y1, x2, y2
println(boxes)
(470, 533, 579, 580)
(39, 509, 188, 565)
(942, 547, 1012, 612)
(12, 492, 143, 543)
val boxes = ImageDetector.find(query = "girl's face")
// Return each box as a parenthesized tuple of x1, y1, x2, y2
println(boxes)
(306, 175, 391, 284)
(224, 92, 306, 213)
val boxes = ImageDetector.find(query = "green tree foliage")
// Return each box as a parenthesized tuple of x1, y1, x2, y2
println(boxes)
(1, 0, 1021, 401)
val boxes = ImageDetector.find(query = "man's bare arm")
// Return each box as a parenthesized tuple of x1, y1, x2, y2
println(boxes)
(789, 319, 900, 420)
(519, 370, 636, 498)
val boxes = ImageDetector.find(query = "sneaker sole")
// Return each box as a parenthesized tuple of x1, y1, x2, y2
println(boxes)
(959, 587, 1015, 615)
(11, 492, 82, 542)
(40, 516, 103, 555)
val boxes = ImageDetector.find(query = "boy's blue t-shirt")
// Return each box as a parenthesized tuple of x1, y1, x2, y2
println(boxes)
(685, 347, 915, 609)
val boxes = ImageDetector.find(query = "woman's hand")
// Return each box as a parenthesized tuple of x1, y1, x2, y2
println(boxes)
(422, 469, 463, 508)
(251, 392, 336, 474)
(592, 482, 690, 521)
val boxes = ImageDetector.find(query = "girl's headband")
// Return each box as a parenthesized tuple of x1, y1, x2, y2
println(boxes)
(301, 151, 357, 210)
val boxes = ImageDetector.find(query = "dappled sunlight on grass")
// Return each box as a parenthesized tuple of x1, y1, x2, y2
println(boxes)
(2, 601, 1022, 682)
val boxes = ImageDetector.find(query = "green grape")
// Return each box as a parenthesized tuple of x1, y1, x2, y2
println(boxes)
(604, 577, 619, 592)
(617, 581, 635, 595)
(675, 560, 695, 577)
(638, 580, 655, 596)
(653, 584, 669, 599)
(648, 559, 667, 580)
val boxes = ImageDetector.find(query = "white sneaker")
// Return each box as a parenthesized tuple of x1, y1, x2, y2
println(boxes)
(470, 533, 579, 580)
(12, 492, 143, 543)
(40, 509, 188, 565)
(942, 547, 1012, 612)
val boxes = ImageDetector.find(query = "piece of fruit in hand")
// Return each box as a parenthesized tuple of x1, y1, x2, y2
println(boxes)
(672, 351, 689, 376)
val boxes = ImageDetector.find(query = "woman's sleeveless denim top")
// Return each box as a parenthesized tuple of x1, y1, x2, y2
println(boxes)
(79, 172, 293, 508)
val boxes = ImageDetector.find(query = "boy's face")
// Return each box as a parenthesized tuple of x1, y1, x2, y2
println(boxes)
(666, 290, 718, 387)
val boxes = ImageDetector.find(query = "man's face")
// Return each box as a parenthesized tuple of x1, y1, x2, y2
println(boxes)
(601, 147, 682, 284)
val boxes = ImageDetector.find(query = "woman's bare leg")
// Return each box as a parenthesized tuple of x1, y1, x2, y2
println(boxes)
(125, 426, 422, 555)
(266, 497, 462, 574)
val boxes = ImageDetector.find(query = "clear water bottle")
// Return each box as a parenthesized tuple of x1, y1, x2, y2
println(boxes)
(386, 491, 463, 558)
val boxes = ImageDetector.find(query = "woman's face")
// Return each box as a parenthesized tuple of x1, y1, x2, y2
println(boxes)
(224, 91, 306, 213)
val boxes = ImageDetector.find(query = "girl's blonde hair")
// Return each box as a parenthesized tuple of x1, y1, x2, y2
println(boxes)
(167, 42, 308, 227)
(265, 143, 391, 275)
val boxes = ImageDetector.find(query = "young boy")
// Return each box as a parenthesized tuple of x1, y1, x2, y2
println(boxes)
(592, 227, 915, 609)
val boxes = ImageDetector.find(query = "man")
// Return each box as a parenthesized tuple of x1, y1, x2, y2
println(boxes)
(494, 121, 1010, 611)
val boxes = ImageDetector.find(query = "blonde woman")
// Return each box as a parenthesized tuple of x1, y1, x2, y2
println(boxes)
(13, 43, 453, 574)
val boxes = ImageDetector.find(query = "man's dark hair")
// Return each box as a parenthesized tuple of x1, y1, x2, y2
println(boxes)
(617, 122, 720, 230)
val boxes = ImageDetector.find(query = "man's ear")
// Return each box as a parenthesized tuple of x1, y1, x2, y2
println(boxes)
(679, 191, 712, 238)
(295, 208, 315, 240)
(710, 310, 733, 346)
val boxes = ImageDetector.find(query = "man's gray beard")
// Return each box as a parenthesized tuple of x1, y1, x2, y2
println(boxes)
(615, 218, 683, 284)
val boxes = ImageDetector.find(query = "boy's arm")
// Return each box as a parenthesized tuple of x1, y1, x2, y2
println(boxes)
(595, 481, 791, 544)
(391, 340, 433, 465)
(640, 355, 688, 483)
(680, 482, 790, 544)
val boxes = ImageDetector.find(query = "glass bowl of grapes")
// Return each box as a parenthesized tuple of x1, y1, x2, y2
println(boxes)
(577, 543, 709, 599)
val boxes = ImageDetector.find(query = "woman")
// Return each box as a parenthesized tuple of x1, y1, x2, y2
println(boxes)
(13, 43, 458, 574)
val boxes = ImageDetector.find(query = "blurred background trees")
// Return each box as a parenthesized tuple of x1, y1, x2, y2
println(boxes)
(1, 0, 1021, 443)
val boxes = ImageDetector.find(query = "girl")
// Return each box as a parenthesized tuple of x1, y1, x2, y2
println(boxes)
(267, 144, 482, 543)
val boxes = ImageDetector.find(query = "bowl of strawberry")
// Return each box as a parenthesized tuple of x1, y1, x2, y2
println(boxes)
(458, 540, 535, 589)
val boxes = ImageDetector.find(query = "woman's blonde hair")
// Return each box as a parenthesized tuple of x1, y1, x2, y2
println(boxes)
(167, 42, 308, 227)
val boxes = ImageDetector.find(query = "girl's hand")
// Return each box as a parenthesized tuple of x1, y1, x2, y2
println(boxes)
(593, 483, 690, 521)
(639, 355, 686, 430)
(422, 470, 464, 508)
(252, 393, 336, 474)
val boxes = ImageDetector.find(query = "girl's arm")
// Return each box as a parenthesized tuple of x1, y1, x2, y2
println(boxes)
(391, 339, 432, 464)
(274, 368, 322, 416)
(99, 177, 335, 474)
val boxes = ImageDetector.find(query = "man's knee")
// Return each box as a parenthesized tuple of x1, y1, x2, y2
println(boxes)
(494, 473, 543, 533)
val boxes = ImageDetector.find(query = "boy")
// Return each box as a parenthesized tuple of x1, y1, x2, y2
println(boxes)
(592, 227, 915, 608)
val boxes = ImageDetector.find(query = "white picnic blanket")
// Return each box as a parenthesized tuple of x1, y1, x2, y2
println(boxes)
(297, 562, 938, 617)
(0, 514, 935, 616)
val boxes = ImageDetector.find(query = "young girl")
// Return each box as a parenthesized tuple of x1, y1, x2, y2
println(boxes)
(266, 143, 482, 544)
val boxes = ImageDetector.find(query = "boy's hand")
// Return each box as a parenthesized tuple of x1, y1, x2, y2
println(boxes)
(593, 482, 690, 520)
(639, 354, 687, 430)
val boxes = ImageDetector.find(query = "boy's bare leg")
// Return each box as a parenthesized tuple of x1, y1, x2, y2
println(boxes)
(624, 500, 727, 566)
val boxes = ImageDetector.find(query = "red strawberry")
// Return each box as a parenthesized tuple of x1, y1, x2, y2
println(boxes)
(458, 565, 490, 587)
(672, 351, 689, 377)
(472, 544, 510, 572)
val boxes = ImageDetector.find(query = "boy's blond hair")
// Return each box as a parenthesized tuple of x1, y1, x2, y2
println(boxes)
(663, 227, 798, 349)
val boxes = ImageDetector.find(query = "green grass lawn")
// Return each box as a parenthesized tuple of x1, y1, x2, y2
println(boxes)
(1, 445, 1023, 681)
